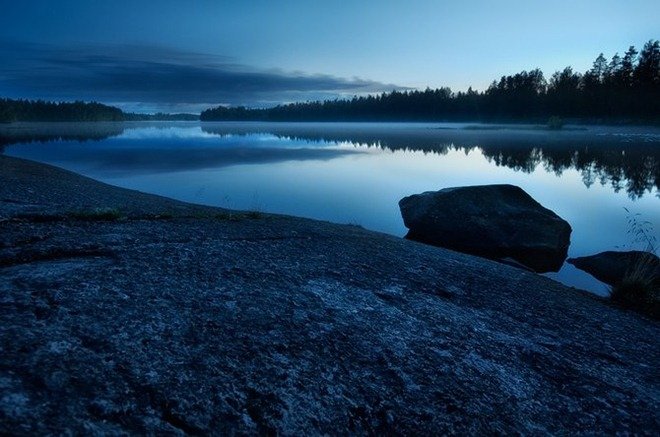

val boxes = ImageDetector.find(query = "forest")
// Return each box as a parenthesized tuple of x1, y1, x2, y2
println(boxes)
(201, 40, 660, 123)
(0, 99, 198, 123)
(0, 99, 125, 122)
(2, 40, 658, 124)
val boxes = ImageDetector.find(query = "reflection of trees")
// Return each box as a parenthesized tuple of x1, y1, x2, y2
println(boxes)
(3, 122, 656, 199)
(202, 125, 659, 199)
(0, 123, 126, 148)
(483, 147, 543, 173)
(527, 143, 659, 198)
(452, 144, 655, 199)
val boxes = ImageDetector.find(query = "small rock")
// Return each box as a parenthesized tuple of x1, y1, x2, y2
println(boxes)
(567, 250, 659, 286)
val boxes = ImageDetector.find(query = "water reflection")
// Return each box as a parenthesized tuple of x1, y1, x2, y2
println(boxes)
(0, 123, 361, 174)
(201, 123, 660, 199)
(2, 121, 658, 295)
(2, 121, 658, 199)
(0, 122, 126, 148)
(4, 142, 361, 175)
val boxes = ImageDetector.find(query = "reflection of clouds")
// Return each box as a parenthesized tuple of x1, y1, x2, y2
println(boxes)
(5, 139, 363, 177)
(118, 126, 217, 140)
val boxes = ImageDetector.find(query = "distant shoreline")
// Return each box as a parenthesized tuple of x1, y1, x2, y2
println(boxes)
(2, 118, 660, 128)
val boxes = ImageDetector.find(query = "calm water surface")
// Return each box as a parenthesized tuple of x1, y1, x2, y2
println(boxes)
(2, 121, 659, 295)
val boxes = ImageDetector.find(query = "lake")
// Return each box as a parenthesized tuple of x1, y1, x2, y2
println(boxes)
(2, 121, 658, 295)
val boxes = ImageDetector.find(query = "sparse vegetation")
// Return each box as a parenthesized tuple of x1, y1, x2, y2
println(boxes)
(213, 210, 264, 221)
(610, 208, 659, 319)
(214, 212, 235, 221)
(623, 207, 658, 253)
(69, 208, 123, 221)
(609, 257, 659, 319)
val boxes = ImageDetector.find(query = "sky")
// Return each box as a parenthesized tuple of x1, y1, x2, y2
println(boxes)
(0, 0, 658, 113)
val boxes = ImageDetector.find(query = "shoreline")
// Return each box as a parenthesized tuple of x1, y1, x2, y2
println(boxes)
(1, 155, 658, 433)
(3, 118, 660, 128)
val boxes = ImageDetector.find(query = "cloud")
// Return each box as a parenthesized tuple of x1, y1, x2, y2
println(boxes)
(0, 42, 406, 112)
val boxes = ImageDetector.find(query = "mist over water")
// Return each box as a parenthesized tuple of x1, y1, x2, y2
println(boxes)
(3, 121, 658, 294)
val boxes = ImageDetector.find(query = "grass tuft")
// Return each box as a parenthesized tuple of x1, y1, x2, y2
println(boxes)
(214, 212, 235, 221)
(610, 207, 659, 319)
(609, 252, 659, 319)
(245, 210, 263, 219)
(69, 208, 123, 221)
(214, 211, 263, 221)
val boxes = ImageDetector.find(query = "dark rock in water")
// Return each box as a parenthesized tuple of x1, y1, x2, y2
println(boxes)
(399, 184, 572, 272)
(568, 251, 660, 286)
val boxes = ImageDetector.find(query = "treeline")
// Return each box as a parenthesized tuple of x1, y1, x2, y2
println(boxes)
(0, 99, 124, 122)
(201, 40, 660, 123)
(0, 98, 199, 122)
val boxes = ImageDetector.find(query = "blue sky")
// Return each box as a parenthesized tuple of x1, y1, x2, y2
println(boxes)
(1, 0, 658, 112)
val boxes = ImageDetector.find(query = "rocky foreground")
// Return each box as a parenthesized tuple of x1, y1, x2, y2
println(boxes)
(1, 156, 658, 434)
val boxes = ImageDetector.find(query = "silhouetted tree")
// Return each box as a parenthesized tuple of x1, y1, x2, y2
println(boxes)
(635, 40, 660, 85)
(547, 67, 582, 116)
(620, 46, 639, 87)
(605, 53, 622, 85)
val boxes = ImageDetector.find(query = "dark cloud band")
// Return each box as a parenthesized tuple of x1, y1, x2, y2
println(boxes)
(0, 43, 406, 111)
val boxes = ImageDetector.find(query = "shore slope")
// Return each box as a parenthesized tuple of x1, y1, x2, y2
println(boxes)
(0, 156, 658, 434)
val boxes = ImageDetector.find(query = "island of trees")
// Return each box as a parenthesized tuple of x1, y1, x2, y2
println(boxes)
(0, 99, 125, 122)
(201, 40, 659, 123)
(0, 99, 198, 123)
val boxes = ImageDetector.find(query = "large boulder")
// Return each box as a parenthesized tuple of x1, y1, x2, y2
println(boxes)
(399, 184, 572, 272)
(568, 251, 660, 286)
